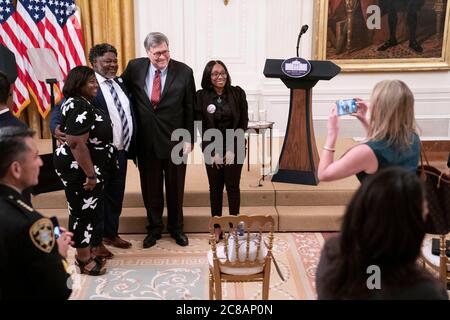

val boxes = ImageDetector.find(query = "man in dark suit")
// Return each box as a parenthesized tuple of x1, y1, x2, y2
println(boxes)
(0, 72, 27, 129)
(122, 32, 195, 248)
(88, 44, 137, 256)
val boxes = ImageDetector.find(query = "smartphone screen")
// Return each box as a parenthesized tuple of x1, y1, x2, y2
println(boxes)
(50, 216, 61, 239)
(336, 99, 357, 116)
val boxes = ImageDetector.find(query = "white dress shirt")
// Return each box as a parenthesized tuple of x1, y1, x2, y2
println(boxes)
(96, 73, 133, 151)
(145, 64, 168, 101)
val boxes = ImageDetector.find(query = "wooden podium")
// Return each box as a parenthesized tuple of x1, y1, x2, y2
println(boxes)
(264, 59, 341, 185)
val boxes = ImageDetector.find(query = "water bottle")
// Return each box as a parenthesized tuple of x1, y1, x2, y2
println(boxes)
(237, 221, 245, 237)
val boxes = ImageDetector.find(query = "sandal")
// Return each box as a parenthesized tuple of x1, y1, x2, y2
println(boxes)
(75, 256, 107, 276)
(92, 255, 107, 268)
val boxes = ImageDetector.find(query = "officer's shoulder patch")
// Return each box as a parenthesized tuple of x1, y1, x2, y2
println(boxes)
(29, 218, 55, 253)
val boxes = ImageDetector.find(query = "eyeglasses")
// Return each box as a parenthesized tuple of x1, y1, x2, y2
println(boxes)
(211, 72, 228, 79)
(150, 50, 170, 58)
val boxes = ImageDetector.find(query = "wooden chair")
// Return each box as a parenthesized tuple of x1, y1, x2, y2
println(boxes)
(207, 215, 275, 300)
(421, 233, 449, 288)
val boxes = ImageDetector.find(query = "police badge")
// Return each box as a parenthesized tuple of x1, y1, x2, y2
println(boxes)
(29, 218, 55, 253)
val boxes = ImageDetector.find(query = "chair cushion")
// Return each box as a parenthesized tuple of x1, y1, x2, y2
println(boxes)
(421, 236, 450, 272)
(207, 235, 268, 276)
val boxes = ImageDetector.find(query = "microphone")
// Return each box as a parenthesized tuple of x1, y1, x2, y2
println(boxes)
(296, 24, 309, 57)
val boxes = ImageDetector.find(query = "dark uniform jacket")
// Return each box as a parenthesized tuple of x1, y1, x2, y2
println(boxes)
(0, 184, 72, 300)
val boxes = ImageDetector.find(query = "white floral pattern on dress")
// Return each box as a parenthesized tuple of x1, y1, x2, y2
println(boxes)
(70, 161, 79, 170)
(81, 224, 93, 244)
(76, 111, 88, 124)
(82, 197, 98, 211)
(61, 98, 75, 116)
(56, 145, 67, 157)
(73, 218, 79, 230)
(89, 138, 102, 145)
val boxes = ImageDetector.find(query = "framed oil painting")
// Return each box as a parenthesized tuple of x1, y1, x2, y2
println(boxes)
(314, 0, 450, 71)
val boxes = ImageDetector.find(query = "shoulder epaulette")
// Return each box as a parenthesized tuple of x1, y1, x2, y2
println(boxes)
(8, 195, 34, 213)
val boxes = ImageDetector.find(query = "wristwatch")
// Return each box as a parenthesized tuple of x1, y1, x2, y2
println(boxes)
(87, 174, 97, 180)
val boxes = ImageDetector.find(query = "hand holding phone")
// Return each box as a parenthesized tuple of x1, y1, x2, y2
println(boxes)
(50, 216, 61, 239)
(50, 216, 74, 258)
(336, 99, 358, 116)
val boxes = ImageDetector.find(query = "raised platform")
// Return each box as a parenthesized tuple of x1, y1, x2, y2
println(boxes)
(33, 137, 449, 233)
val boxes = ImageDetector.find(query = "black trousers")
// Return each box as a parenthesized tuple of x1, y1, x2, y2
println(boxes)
(91, 150, 128, 246)
(205, 163, 243, 217)
(385, 0, 424, 41)
(138, 155, 187, 235)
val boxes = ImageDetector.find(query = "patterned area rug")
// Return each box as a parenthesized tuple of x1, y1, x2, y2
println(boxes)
(68, 233, 326, 300)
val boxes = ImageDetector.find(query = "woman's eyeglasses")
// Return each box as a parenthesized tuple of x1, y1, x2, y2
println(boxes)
(211, 72, 228, 79)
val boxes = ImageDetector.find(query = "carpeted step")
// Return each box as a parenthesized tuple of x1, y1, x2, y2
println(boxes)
(277, 206, 345, 232)
(32, 189, 275, 209)
(274, 176, 359, 206)
(38, 206, 280, 234)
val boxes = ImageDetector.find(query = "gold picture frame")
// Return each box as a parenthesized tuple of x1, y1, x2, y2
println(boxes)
(314, 0, 450, 72)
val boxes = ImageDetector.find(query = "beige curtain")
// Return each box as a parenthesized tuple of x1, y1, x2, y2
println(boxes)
(77, 0, 135, 75)
(23, 0, 135, 138)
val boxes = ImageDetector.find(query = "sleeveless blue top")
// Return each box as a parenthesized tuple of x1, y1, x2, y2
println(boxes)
(356, 133, 420, 182)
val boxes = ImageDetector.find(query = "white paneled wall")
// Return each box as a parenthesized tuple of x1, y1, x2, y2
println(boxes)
(134, 0, 450, 138)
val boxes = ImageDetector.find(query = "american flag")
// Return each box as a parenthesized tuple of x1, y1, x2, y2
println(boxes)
(1, 0, 86, 117)
(16, 0, 54, 117)
(0, 0, 30, 114)
(45, 0, 86, 76)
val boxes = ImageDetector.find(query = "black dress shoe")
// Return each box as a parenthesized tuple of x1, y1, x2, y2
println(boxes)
(377, 39, 398, 51)
(409, 40, 423, 53)
(171, 232, 189, 246)
(143, 233, 161, 248)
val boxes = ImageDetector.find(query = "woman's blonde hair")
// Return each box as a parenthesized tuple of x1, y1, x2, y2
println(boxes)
(367, 80, 416, 147)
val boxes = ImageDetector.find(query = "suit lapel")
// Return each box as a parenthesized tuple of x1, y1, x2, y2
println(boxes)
(160, 60, 176, 102)
(137, 59, 153, 109)
(115, 77, 129, 97)
(93, 88, 108, 114)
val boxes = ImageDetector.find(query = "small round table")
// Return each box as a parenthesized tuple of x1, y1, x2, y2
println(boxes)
(246, 121, 274, 180)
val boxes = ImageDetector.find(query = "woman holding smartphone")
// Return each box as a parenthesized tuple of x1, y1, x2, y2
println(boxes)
(318, 79, 420, 182)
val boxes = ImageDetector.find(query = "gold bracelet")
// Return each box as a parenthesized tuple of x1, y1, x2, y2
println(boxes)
(323, 146, 335, 152)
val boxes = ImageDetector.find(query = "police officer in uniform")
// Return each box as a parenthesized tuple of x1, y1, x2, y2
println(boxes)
(0, 126, 73, 300)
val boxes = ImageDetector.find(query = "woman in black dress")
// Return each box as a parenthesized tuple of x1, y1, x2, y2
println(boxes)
(195, 60, 248, 242)
(54, 66, 114, 276)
